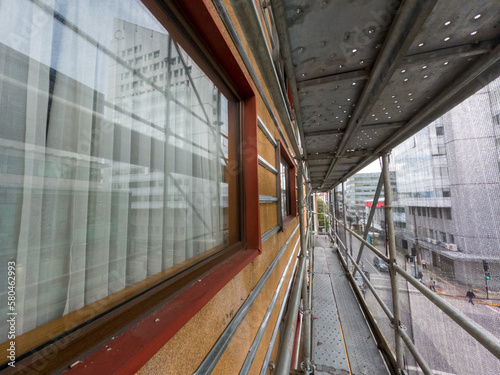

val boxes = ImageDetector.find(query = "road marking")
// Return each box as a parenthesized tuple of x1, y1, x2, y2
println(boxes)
(436, 290, 500, 307)
(406, 365, 456, 375)
(370, 285, 425, 294)
(485, 304, 500, 315)
(369, 275, 389, 279)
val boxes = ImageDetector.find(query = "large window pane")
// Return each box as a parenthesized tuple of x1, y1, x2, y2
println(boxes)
(0, 0, 239, 337)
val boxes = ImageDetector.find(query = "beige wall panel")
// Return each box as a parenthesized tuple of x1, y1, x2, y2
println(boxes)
(258, 127, 276, 167)
(256, 99, 294, 156)
(213, 228, 300, 374)
(138, 221, 299, 374)
(260, 202, 278, 234)
(138, 264, 254, 375)
(258, 165, 277, 197)
(248, 257, 296, 375)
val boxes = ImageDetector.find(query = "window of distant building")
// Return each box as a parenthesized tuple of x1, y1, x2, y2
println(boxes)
(440, 232, 447, 242)
(493, 113, 500, 126)
(431, 207, 438, 218)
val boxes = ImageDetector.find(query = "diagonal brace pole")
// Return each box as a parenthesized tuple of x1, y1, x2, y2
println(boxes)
(355, 171, 384, 266)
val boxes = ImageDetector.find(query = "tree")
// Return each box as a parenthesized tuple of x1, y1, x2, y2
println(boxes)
(317, 198, 329, 231)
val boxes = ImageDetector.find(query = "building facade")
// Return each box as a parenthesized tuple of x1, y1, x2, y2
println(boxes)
(392, 78, 500, 287)
(0, 1, 301, 373)
(343, 172, 401, 233)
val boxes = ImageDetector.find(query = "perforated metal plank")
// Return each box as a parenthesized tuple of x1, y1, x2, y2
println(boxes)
(313, 247, 350, 375)
(314, 246, 329, 274)
(324, 245, 388, 375)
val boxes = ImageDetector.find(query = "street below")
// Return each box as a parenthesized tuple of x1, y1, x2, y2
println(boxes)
(339, 233, 500, 375)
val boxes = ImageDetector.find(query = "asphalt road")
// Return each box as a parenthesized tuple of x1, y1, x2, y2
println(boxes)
(341, 233, 500, 375)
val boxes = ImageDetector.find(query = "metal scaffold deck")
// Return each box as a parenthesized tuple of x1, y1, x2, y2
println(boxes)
(312, 235, 388, 375)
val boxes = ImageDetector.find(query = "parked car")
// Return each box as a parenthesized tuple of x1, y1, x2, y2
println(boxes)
(373, 256, 389, 272)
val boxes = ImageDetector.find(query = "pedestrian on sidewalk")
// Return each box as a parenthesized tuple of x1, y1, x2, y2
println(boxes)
(418, 271, 423, 283)
(429, 278, 436, 291)
(466, 290, 476, 305)
(421, 259, 427, 269)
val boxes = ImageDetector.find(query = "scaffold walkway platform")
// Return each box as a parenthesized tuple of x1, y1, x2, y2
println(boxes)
(312, 234, 388, 375)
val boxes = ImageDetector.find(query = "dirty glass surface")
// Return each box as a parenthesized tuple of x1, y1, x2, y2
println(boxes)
(0, 0, 239, 338)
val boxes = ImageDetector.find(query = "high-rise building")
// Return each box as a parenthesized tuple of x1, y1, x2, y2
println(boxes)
(345, 172, 381, 229)
(392, 78, 500, 286)
(344, 172, 399, 231)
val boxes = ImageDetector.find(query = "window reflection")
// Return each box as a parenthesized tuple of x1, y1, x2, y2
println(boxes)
(0, 0, 239, 337)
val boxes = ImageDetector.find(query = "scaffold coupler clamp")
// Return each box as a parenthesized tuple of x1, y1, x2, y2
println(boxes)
(300, 359, 314, 374)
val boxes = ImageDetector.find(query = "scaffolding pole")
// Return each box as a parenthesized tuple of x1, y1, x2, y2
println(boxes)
(382, 153, 404, 371)
(342, 182, 349, 269)
(298, 168, 312, 373)
(355, 172, 383, 266)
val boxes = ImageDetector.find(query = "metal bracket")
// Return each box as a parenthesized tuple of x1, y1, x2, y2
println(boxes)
(261, 0, 271, 8)
(268, 360, 276, 373)
(300, 360, 315, 374)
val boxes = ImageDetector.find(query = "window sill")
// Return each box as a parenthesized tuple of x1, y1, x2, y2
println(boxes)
(66, 247, 260, 374)
(282, 215, 297, 230)
(6, 246, 259, 374)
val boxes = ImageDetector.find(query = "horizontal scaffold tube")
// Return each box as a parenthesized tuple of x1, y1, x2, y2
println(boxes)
(342, 243, 394, 321)
(332, 215, 389, 263)
(394, 263, 500, 361)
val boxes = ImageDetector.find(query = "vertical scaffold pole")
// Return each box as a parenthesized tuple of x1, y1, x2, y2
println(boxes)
(297, 167, 312, 373)
(355, 173, 383, 266)
(342, 182, 349, 268)
(382, 153, 404, 371)
(333, 190, 337, 242)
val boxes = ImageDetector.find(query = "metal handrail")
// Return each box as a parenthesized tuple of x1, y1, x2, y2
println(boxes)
(339, 233, 433, 375)
(330, 216, 500, 366)
(394, 263, 500, 360)
(331, 215, 389, 263)
(310, 188, 500, 370)
(341, 237, 394, 321)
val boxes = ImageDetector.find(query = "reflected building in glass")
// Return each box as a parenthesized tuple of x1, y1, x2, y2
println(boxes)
(0, 2, 237, 338)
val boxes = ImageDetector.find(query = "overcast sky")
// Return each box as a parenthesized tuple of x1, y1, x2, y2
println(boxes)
(359, 159, 381, 174)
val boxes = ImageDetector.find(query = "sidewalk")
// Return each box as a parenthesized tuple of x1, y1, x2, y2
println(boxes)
(371, 240, 500, 307)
